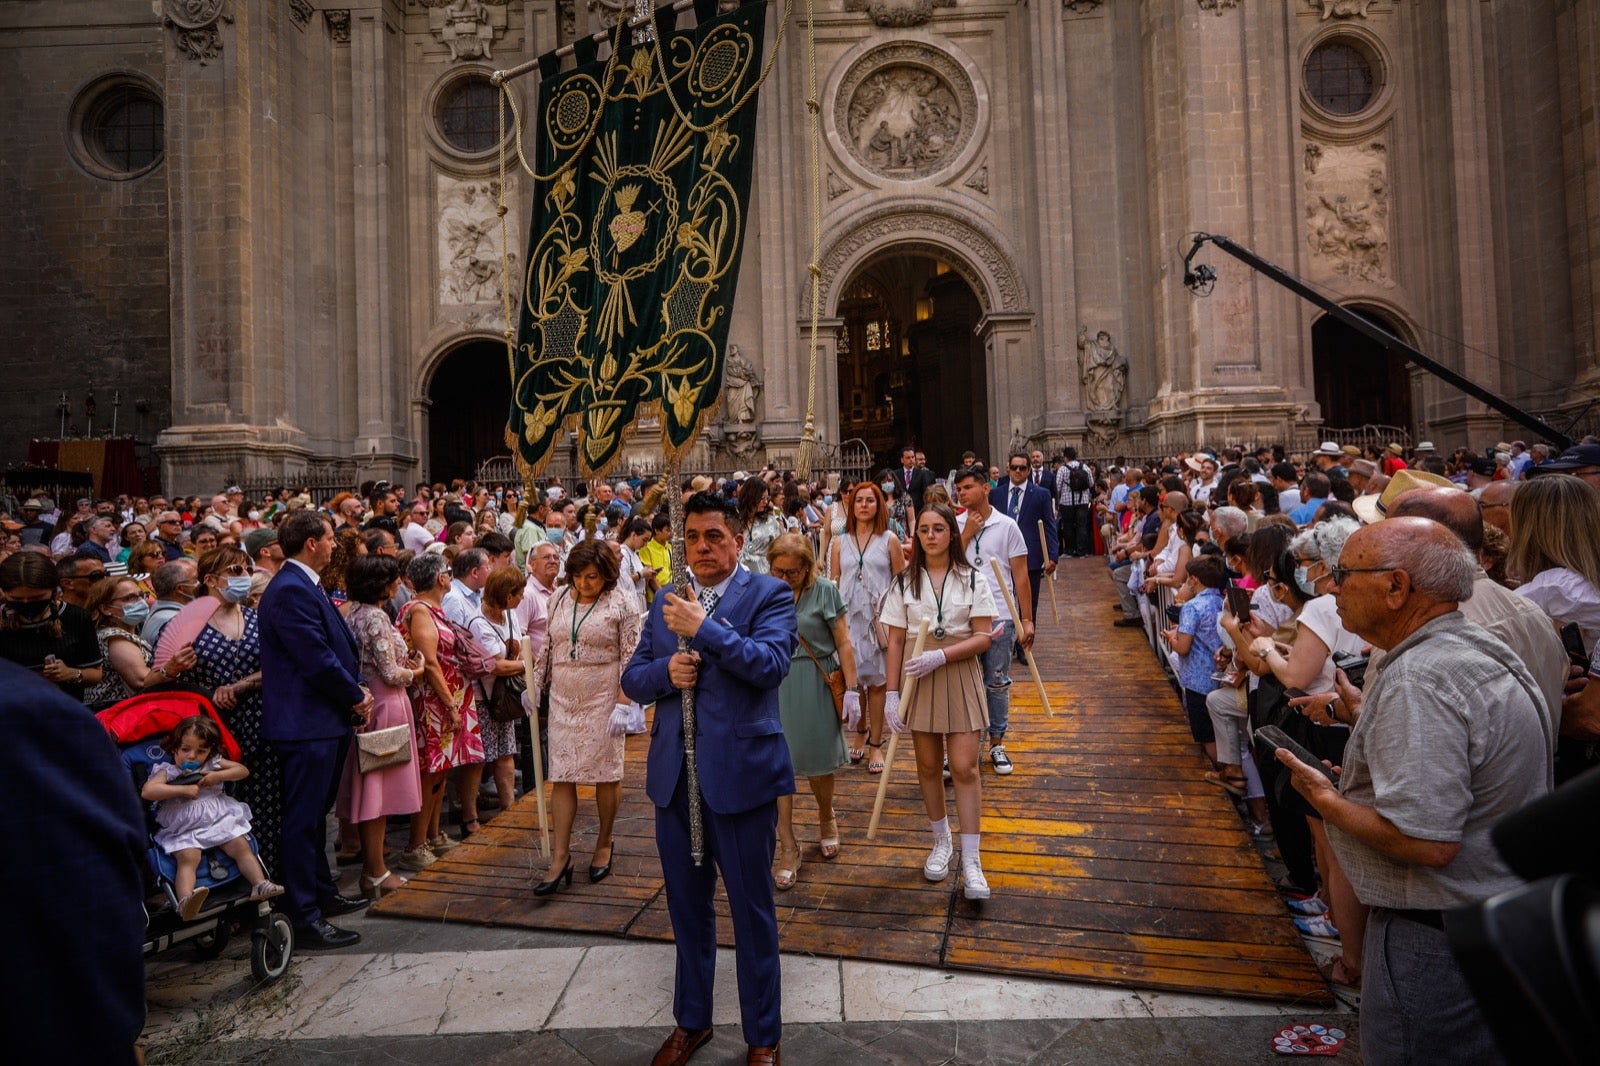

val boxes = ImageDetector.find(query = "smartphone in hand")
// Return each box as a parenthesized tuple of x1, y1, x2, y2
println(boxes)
(1253, 725, 1338, 784)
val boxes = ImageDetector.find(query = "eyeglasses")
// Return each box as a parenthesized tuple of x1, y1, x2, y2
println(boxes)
(1328, 565, 1394, 585)
(1008, 464, 1028, 471)
(770, 565, 807, 579)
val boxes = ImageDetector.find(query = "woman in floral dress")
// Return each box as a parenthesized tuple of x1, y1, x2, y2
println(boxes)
(397, 552, 485, 871)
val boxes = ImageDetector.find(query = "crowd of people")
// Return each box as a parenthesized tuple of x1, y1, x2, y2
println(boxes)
(5, 431, 1596, 1064)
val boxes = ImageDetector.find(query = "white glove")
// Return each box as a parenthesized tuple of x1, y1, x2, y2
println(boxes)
(841, 689, 861, 732)
(624, 701, 646, 734)
(521, 688, 538, 716)
(884, 691, 908, 735)
(904, 649, 947, 679)
(607, 701, 632, 737)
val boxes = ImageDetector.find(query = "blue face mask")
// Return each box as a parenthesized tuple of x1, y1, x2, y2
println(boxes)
(546, 525, 564, 540)
(180, 759, 202, 771)
(121, 601, 150, 628)
(1294, 565, 1317, 597)
(880, 482, 895, 495)
(220, 575, 253, 603)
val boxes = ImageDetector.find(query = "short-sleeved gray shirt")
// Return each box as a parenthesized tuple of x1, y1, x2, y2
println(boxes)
(1328, 611, 1551, 909)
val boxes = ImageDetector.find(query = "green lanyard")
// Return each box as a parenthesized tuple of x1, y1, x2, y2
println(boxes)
(569, 596, 599, 660)
(853, 531, 871, 577)
(928, 567, 952, 640)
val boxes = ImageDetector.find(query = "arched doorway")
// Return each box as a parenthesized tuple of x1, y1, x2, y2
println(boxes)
(1312, 307, 1414, 431)
(427, 340, 512, 481)
(836, 255, 987, 472)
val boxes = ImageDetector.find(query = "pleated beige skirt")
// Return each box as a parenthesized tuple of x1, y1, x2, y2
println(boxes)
(904, 633, 988, 735)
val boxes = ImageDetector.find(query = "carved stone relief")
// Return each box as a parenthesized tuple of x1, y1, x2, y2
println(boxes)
(826, 169, 851, 200)
(438, 175, 519, 307)
(419, 0, 508, 61)
(1063, 0, 1105, 13)
(325, 9, 351, 42)
(843, 0, 956, 28)
(963, 161, 989, 195)
(1311, 0, 1375, 18)
(288, 0, 314, 30)
(1303, 139, 1392, 287)
(1198, 0, 1240, 13)
(557, 0, 576, 41)
(164, 0, 232, 64)
(1077, 324, 1127, 447)
(835, 44, 978, 182)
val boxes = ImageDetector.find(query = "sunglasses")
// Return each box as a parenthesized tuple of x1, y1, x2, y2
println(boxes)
(1008, 464, 1028, 471)
(220, 564, 254, 576)
(71, 571, 109, 583)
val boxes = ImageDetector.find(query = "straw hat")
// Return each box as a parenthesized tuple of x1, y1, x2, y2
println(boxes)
(1415, 441, 1436, 452)
(1314, 441, 1343, 457)
(690, 475, 713, 492)
(1386, 442, 1404, 456)
(1352, 468, 1461, 524)
(1341, 444, 1362, 458)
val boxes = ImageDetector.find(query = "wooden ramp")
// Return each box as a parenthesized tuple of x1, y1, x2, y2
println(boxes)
(373, 558, 1332, 1005)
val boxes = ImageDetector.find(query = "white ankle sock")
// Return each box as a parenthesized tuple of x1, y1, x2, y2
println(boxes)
(930, 817, 950, 839)
(960, 834, 980, 860)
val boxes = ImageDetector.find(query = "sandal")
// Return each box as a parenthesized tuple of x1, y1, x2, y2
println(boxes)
(773, 845, 801, 891)
(1204, 770, 1248, 797)
(819, 817, 839, 860)
(848, 740, 866, 764)
(460, 818, 482, 838)
(866, 740, 886, 774)
(250, 880, 286, 902)
(360, 870, 408, 900)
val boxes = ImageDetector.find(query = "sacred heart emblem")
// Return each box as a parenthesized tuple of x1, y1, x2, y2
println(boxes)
(608, 183, 647, 252)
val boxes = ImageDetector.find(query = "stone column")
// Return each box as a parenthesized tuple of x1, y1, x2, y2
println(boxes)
(798, 317, 845, 449)
(1559, 0, 1600, 396)
(978, 311, 1036, 463)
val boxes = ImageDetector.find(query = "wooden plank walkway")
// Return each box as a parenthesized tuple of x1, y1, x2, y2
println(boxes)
(372, 558, 1332, 1004)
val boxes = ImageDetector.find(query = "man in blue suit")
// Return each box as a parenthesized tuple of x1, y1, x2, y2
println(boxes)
(258, 509, 373, 949)
(991, 450, 1059, 634)
(623, 492, 797, 1066)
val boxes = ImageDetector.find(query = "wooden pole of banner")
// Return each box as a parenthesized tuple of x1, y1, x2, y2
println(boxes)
(1038, 518, 1060, 625)
(866, 618, 930, 840)
(990, 557, 1055, 717)
(520, 639, 551, 858)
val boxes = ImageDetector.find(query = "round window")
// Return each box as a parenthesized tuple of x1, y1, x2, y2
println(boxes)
(80, 82, 165, 177)
(436, 75, 508, 154)
(1304, 40, 1377, 116)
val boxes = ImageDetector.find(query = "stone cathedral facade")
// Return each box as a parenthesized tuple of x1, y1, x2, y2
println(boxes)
(3, 0, 1598, 487)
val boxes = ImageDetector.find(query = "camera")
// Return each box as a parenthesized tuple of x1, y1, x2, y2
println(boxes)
(1332, 650, 1368, 689)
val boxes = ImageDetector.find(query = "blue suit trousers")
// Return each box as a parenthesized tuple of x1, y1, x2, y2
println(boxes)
(656, 769, 782, 1046)
(273, 735, 348, 927)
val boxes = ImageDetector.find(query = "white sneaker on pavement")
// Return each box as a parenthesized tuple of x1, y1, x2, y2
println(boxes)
(961, 856, 991, 900)
(924, 834, 953, 881)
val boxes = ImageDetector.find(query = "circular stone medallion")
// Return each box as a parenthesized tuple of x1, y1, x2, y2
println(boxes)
(834, 43, 978, 182)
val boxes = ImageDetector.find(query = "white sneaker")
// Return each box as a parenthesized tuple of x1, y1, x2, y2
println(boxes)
(961, 857, 991, 900)
(924, 835, 954, 881)
(395, 844, 437, 871)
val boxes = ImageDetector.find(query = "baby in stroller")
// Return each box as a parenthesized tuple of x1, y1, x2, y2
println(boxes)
(141, 715, 284, 919)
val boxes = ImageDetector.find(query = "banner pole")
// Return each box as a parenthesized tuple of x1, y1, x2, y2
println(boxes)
(990, 557, 1054, 718)
(1038, 519, 1060, 625)
(666, 464, 707, 864)
(867, 618, 930, 840)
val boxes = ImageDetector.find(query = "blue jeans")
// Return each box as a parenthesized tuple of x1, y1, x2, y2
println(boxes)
(981, 619, 1015, 741)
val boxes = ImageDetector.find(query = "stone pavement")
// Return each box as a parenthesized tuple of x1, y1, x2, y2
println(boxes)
(143, 906, 1359, 1064)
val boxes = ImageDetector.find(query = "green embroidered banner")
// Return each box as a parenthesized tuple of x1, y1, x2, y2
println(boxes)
(508, 1, 768, 478)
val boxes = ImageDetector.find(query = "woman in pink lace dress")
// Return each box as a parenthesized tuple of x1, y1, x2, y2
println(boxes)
(336, 555, 424, 898)
(398, 552, 485, 872)
(533, 540, 643, 895)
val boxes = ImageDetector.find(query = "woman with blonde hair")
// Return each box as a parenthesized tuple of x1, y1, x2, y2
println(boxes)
(766, 533, 859, 888)
(1510, 474, 1600, 657)
(83, 575, 197, 709)
(828, 480, 906, 771)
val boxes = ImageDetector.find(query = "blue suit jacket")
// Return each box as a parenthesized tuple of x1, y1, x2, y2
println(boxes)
(622, 566, 797, 815)
(992, 481, 1060, 569)
(258, 563, 365, 743)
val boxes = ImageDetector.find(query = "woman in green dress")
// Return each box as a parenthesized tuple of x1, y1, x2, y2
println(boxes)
(765, 533, 860, 890)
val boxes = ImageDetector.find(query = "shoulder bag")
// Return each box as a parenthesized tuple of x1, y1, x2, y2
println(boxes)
(485, 615, 528, 723)
(797, 634, 847, 720)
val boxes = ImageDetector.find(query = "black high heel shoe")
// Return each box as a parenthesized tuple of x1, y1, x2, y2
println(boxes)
(589, 843, 617, 884)
(533, 859, 574, 897)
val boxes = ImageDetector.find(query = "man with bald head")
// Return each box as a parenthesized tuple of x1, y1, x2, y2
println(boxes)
(1475, 479, 1516, 539)
(1277, 518, 1549, 1066)
(1384, 487, 1566, 733)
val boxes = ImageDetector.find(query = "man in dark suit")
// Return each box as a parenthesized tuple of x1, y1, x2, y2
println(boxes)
(1027, 448, 1056, 496)
(623, 492, 797, 1066)
(894, 445, 937, 511)
(258, 509, 373, 949)
(991, 450, 1059, 632)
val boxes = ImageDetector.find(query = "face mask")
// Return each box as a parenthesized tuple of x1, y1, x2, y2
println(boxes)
(221, 575, 253, 603)
(597, 516, 610, 531)
(881, 482, 895, 495)
(6, 599, 54, 623)
(247, 511, 261, 521)
(180, 760, 202, 771)
(546, 525, 564, 540)
(122, 601, 150, 627)
(1293, 566, 1317, 597)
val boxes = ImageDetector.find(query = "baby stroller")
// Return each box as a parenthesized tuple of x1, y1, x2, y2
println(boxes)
(98, 691, 295, 984)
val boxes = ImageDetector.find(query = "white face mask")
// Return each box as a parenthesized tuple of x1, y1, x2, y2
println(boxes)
(247, 511, 261, 521)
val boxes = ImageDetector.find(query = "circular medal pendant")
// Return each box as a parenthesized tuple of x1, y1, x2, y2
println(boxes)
(933, 625, 947, 639)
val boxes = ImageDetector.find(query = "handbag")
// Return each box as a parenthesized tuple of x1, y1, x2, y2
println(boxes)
(483, 616, 528, 723)
(356, 722, 412, 773)
(797, 635, 848, 720)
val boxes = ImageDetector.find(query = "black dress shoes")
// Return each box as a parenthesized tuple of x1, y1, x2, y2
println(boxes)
(651, 1027, 713, 1066)
(320, 893, 372, 918)
(297, 919, 361, 949)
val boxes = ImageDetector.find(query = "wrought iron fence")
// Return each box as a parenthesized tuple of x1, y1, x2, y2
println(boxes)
(473, 437, 875, 492)
(1080, 424, 1412, 472)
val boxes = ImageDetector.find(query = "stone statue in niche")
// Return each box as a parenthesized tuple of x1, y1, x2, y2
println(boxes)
(848, 67, 963, 178)
(1303, 140, 1392, 287)
(438, 176, 517, 305)
(1077, 324, 1128, 447)
(422, 0, 506, 61)
(722, 344, 763, 424)
(1311, 0, 1376, 19)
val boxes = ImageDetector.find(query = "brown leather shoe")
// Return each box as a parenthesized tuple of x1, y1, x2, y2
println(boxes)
(650, 1026, 712, 1066)
(746, 1045, 780, 1065)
